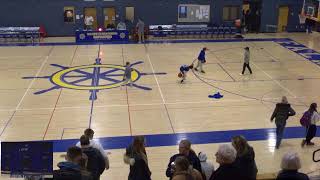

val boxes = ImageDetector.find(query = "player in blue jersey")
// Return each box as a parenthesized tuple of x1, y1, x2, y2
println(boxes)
(179, 64, 194, 83)
(195, 47, 208, 73)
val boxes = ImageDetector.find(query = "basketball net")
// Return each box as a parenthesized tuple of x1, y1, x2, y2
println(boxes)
(299, 14, 307, 24)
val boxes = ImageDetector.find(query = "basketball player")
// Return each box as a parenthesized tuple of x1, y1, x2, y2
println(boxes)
(195, 47, 208, 73)
(241, 47, 252, 75)
(179, 64, 194, 83)
(123, 62, 133, 86)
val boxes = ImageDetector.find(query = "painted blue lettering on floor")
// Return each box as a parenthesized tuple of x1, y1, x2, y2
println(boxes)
(276, 39, 320, 66)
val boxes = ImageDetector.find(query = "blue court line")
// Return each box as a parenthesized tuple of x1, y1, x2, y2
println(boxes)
(0, 38, 292, 47)
(51, 126, 320, 152)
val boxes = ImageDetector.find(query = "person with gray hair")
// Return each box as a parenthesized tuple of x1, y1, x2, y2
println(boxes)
(276, 152, 309, 180)
(271, 96, 296, 149)
(209, 144, 245, 180)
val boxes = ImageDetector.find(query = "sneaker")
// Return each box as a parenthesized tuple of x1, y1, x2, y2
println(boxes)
(301, 140, 306, 147)
(194, 68, 198, 71)
(201, 70, 205, 73)
(239, 73, 244, 76)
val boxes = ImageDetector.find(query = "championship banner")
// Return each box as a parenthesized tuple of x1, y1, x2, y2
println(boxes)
(75, 30, 129, 43)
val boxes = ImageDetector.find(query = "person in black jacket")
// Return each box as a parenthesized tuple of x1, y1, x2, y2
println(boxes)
(209, 144, 245, 180)
(80, 135, 106, 180)
(271, 96, 296, 149)
(124, 136, 151, 180)
(53, 146, 93, 180)
(276, 152, 309, 180)
(166, 139, 202, 179)
(232, 135, 258, 180)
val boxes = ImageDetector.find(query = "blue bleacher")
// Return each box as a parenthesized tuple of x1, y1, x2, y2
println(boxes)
(0, 27, 40, 44)
(148, 24, 239, 39)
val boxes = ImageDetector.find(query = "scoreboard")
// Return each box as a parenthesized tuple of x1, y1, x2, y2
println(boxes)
(1, 141, 53, 176)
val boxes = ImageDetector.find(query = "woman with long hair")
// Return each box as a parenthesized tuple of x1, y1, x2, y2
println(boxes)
(124, 136, 151, 180)
(232, 136, 258, 180)
(302, 103, 320, 146)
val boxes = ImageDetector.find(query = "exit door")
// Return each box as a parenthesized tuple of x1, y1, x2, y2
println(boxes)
(277, 6, 289, 32)
(84, 7, 98, 30)
(104, 8, 116, 28)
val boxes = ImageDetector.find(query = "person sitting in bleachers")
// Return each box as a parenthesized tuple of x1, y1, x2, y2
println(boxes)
(276, 152, 309, 180)
(53, 146, 93, 180)
(232, 136, 258, 180)
(76, 128, 109, 170)
(166, 140, 202, 179)
(172, 156, 203, 180)
(80, 135, 106, 180)
(209, 144, 244, 180)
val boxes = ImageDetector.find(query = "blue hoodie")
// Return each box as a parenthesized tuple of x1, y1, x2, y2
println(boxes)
(180, 65, 190, 74)
(53, 162, 82, 180)
(198, 50, 206, 62)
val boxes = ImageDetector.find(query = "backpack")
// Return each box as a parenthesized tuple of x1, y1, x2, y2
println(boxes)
(300, 111, 313, 127)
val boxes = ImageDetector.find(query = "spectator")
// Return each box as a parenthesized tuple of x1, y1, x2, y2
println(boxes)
(302, 103, 320, 146)
(84, 15, 94, 30)
(76, 128, 109, 170)
(106, 23, 115, 29)
(270, 96, 296, 149)
(53, 146, 93, 180)
(166, 140, 202, 179)
(80, 135, 106, 180)
(232, 136, 258, 180)
(198, 152, 214, 180)
(117, 21, 127, 30)
(276, 152, 309, 180)
(172, 156, 203, 180)
(209, 144, 244, 180)
(136, 19, 145, 43)
(124, 136, 151, 180)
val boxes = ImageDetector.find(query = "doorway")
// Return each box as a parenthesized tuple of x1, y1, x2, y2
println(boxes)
(103, 7, 116, 29)
(84, 7, 98, 30)
(243, 0, 262, 33)
(277, 6, 289, 32)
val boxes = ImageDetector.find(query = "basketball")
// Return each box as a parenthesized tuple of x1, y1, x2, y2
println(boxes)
(178, 72, 183, 78)
(235, 19, 241, 28)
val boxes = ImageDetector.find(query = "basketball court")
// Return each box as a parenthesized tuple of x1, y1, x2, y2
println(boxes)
(0, 33, 320, 179)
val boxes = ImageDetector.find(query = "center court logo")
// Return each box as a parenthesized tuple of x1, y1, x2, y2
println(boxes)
(23, 59, 167, 100)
